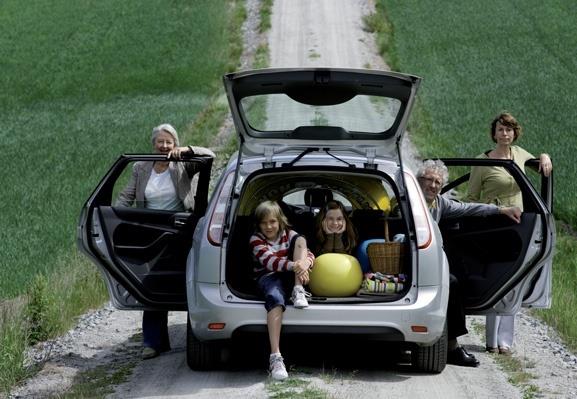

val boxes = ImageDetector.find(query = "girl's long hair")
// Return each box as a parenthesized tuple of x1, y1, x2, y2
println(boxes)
(315, 200, 357, 253)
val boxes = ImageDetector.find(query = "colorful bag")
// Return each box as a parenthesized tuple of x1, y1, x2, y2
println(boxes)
(358, 273, 406, 295)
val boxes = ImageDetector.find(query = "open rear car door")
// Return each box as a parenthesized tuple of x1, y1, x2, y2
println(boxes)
(438, 158, 555, 315)
(77, 154, 213, 310)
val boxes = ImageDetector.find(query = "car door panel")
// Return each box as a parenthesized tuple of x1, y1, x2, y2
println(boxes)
(438, 158, 554, 314)
(100, 207, 195, 297)
(521, 159, 555, 308)
(78, 154, 212, 311)
(520, 261, 552, 308)
(440, 212, 539, 309)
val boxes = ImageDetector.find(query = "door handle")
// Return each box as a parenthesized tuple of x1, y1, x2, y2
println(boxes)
(174, 218, 188, 228)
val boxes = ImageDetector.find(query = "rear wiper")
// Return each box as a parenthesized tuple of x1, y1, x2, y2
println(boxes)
(282, 147, 320, 167)
(324, 149, 355, 168)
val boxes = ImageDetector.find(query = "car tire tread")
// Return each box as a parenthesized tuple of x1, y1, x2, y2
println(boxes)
(412, 322, 448, 373)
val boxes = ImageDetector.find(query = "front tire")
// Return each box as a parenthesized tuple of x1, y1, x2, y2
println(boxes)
(186, 315, 228, 370)
(412, 322, 448, 373)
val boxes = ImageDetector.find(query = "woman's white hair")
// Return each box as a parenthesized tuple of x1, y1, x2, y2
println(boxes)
(151, 123, 179, 146)
(417, 159, 449, 186)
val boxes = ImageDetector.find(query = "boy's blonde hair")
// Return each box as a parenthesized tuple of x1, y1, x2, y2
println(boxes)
(254, 200, 290, 235)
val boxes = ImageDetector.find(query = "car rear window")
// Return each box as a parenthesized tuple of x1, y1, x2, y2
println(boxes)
(240, 93, 401, 134)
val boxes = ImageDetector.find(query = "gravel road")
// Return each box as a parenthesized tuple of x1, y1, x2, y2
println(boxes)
(10, 1, 577, 398)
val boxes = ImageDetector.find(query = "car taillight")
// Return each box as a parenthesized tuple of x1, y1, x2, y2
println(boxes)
(208, 172, 235, 246)
(405, 173, 432, 249)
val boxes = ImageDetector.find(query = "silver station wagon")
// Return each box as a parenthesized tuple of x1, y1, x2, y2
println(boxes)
(78, 68, 555, 373)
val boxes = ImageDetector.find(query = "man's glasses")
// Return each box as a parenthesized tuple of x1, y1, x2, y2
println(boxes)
(418, 176, 443, 187)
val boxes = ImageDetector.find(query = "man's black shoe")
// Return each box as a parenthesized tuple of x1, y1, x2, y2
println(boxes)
(447, 347, 480, 367)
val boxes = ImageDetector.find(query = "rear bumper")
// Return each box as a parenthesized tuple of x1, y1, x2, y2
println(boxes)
(233, 324, 404, 342)
(188, 282, 447, 346)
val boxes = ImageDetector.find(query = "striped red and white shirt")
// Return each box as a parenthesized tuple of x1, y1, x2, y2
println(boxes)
(250, 229, 315, 276)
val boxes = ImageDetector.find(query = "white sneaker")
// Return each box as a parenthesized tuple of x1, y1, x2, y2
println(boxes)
(269, 353, 288, 380)
(291, 286, 310, 309)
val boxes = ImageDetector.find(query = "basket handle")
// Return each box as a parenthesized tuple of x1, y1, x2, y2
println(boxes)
(384, 218, 390, 241)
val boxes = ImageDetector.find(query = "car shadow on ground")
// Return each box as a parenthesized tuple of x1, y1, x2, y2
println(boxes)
(223, 332, 425, 381)
(110, 322, 432, 397)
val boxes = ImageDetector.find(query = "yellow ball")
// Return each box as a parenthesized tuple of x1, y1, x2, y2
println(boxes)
(309, 253, 363, 297)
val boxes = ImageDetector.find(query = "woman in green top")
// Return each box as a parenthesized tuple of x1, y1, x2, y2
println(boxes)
(466, 112, 552, 355)
(467, 113, 552, 209)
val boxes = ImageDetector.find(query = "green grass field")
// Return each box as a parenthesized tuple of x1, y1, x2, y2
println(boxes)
(535, 231, 577, 350)
(0, 0, 239, 299)
(1, 0, 244, 392)
(1, 0, 575, 393)
(377, 0, 577, 351)
(380, 0, 577, 226)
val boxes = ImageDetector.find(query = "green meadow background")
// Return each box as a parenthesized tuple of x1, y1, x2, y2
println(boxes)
(374, 0, 577, 349)
(0, 0, 240, 299)
(379, 0, 576, 225)
(1, 0, 576, 393)
(1, 0, 244, 391)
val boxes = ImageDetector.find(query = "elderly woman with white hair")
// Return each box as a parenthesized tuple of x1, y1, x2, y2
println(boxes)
(116, 123, 215, 359)
(116, 123, 215, 211)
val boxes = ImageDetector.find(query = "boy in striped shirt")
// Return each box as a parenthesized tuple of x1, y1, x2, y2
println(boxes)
(249, 200, 314, 380)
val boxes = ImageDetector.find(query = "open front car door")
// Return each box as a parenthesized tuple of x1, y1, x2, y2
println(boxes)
(77, 154, 213, 310)
(438, 158, 555, 315)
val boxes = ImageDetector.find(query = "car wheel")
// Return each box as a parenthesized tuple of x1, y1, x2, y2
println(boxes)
(186, 314, 228, 370)
(412, 322, 448, 373)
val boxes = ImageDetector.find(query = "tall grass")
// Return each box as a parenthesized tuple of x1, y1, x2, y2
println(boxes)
(0, 252, 107, 393)
(372, 0, 577, 351)
(535, 230, 577, 352)
(0, 0, 238, 299)
(0, 304, 29, 393)
(259, 0, 274, 33)
(0, 0, 231, 108)
(0, 0, 246, 393)
(378, 0, 577, 226)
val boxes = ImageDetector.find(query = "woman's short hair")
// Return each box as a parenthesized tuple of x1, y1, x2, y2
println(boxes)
(254, 200, 290, 233)
(490, 112, 522, 143)
(152, 123, 180, 146)
(417, 159, 449, 186)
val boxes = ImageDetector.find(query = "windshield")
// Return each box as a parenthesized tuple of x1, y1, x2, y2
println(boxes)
(239, 93, 401, 135)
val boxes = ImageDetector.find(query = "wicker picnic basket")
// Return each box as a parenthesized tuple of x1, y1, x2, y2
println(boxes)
(366, 220, 404, 275)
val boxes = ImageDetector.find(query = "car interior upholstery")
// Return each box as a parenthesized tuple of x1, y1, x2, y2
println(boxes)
(225, 173, 409, 301)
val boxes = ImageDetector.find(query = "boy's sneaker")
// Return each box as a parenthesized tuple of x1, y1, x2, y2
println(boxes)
(291, 286, 310, 309)
(269, 353, 288, 380)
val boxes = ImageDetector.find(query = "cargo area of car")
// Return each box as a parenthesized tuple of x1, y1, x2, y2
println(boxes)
(224, 168, 412, 303)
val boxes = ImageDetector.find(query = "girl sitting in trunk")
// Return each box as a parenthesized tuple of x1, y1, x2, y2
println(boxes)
(315, 200, 358, 255)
